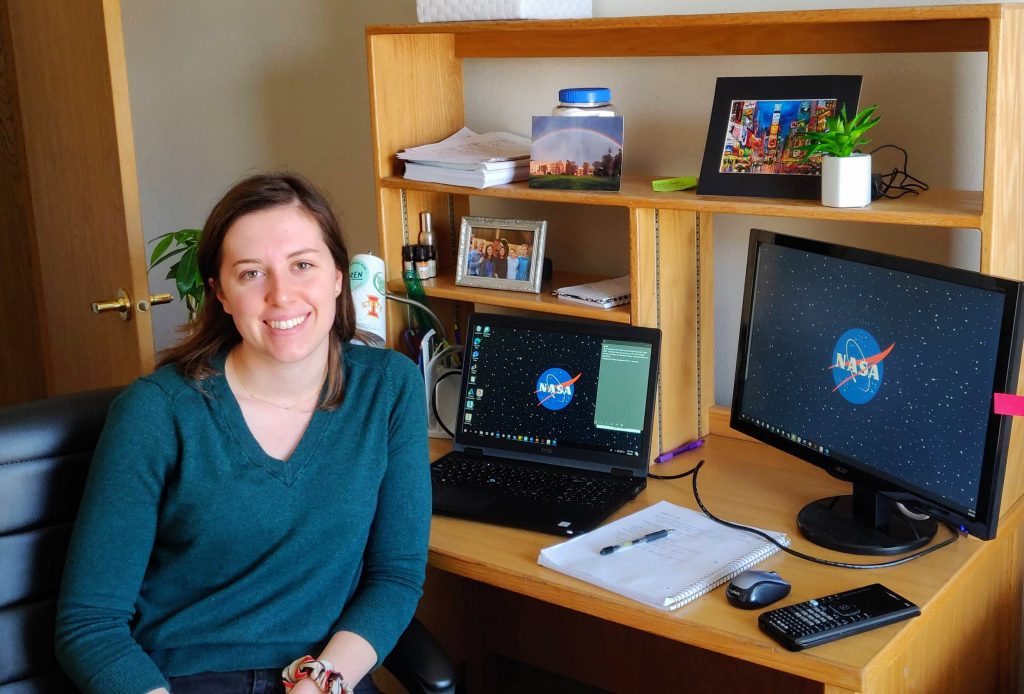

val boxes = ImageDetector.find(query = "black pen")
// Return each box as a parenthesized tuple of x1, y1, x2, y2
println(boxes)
(599, 528, 675, 556)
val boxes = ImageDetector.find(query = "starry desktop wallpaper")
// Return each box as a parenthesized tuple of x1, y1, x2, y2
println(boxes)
(461, 324, 648, 459)
(738, 244, 1006, 513)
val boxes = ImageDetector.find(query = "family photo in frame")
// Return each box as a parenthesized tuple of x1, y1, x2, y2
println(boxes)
(697, 75, 863, 199)
(455, 216, 547, 294)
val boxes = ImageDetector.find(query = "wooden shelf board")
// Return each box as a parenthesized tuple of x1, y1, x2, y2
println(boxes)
(367, 5, 999, 56)
(381, 176, 983, 229)
(387, 270, 631, 323)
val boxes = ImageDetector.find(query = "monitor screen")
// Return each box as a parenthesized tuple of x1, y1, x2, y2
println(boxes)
(732, 230, 1022, 554)
(456, 313, 660, 472)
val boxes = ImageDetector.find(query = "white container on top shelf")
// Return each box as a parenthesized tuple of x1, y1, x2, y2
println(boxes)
(416, 0, 592, 23)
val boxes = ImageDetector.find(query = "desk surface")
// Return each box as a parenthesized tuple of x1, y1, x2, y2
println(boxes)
(426, 434, 1023, 692)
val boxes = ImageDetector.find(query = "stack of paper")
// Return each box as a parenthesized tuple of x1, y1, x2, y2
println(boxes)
(398, 128, 531, 188)
(553, 275, 631, 309)
(539, 501, 790, 611)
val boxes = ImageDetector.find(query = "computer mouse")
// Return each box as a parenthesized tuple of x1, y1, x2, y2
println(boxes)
(726, 570, 791, 609)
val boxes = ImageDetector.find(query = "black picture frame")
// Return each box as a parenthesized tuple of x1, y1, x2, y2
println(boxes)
(697, 75, 862, 200)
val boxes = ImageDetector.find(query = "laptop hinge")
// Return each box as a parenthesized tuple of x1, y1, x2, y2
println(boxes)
(465, 447, 485, 456)
(611, 467, 634, 479)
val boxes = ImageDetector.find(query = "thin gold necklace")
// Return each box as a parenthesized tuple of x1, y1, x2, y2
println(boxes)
(228, 353, 325, 412)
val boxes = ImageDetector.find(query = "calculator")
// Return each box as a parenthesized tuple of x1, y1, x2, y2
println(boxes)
(758, 583, 920, 651)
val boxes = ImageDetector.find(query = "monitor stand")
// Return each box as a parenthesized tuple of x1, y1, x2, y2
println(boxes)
(797, 485, 937, 555)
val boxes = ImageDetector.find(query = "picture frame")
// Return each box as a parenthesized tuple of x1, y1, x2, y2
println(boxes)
(455, 216, 548, 294)
(697, 75, 862, 200)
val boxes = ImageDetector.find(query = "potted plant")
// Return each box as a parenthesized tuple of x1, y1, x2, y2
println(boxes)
(798, 105, 881, 208)
(149, 228, 204, 321)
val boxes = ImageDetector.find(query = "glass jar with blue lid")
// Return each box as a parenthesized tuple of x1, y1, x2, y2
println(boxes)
(552, 87, 618, 117)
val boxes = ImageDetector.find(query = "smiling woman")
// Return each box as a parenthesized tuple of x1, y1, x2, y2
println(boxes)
(54, 173, 430, 694)
(215, 206, 342, 385)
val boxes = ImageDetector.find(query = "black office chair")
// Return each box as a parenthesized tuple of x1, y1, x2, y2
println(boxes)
(0, 388, 454, 694)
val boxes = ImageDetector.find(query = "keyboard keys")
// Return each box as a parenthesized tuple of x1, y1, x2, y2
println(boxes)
(432, 456, 636, 508)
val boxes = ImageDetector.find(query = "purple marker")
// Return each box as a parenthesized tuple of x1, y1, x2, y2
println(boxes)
(653, 438, 705, 464)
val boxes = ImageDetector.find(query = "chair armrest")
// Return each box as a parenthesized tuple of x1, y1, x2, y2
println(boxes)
(382, 617, 456, 694)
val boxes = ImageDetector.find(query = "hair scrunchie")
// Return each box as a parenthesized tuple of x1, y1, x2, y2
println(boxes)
(282, 655, 354, 694)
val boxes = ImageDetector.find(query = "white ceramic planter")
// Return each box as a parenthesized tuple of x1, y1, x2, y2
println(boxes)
(821, 153, 872, 208)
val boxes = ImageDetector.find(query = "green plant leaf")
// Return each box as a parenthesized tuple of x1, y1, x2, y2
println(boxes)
(150, 245, 188, 269)
(173, 228, 202, 244)
(149, 235, 174, 267)
(176, 246, 198, 300)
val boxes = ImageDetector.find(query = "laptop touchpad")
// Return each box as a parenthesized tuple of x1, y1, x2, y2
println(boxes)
(433, 487, 502, 513)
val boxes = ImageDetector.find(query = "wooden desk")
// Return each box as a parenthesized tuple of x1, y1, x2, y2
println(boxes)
(417, 435, 1023, 693)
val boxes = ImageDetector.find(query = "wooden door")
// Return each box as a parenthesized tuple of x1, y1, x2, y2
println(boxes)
(2, 0, 155, 402)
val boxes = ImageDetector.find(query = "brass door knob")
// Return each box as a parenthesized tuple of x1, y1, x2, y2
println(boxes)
(91, 288, 131, 321)
(137, 293, 173, 312)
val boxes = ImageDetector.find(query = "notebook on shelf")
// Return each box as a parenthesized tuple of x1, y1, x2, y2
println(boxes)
(430, 312, 661, 536)
(538, 501, 790, 610)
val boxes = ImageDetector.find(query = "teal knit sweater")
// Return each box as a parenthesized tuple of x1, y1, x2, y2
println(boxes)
(55, 345, 430, 694)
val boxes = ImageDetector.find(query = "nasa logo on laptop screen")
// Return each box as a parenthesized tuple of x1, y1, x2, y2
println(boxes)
(829, 328, 894, 405)
(535, 367, 581, 411)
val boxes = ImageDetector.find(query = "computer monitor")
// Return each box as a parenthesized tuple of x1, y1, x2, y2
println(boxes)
(731, 230, 1023, 555)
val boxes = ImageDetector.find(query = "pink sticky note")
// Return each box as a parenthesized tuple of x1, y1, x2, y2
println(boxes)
(994, 393, 1024, 416)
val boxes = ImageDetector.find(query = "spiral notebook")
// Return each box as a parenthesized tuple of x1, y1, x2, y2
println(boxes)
(538, 501, 789, 611)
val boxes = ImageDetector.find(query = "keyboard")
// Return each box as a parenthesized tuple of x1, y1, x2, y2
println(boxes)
(431, 454, 640, 508)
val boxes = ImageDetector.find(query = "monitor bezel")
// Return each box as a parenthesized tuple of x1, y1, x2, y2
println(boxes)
(454, 312, 662, 476)
(730, 229, 1023, 540)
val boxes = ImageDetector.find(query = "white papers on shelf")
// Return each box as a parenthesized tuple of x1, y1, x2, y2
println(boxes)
(398, 127, 530, 165)
(403, 160, 529, 189)
(552, 275, 631, 309)
(538, 501, 790, 611)
(398, 128, 530, 188)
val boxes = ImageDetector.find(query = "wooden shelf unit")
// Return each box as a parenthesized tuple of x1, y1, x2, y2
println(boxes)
(382, 176, 984, 228)
(387, 270, 632, 324)
(366, 4, 1024, 486)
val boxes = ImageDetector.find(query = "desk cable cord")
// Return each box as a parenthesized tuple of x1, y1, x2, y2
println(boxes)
(868, 144, 930, 200)
(431, 367, 462, 438)
(654, 460, 961, 569)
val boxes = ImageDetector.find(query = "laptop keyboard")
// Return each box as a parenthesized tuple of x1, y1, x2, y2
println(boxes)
(431, 454, 640, 508)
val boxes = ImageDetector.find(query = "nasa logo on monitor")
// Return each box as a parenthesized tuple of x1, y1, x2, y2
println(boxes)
(829, 328, 894, 405)
(535, 367, 580, 411)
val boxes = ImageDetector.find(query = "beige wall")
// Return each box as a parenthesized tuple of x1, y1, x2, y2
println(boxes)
(123, 0, 1007, 402)
(120, 0, 417, 349)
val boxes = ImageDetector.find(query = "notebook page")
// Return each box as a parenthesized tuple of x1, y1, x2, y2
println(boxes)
(539, 501, 789, 610)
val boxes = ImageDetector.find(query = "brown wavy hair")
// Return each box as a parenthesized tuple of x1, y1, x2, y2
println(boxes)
(158, 172, 357, 409)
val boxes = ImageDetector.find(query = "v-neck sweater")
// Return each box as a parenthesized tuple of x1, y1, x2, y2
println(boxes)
(55, 344, 430, 694)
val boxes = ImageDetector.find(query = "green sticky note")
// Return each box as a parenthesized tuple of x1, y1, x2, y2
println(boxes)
(651, 176, 698, 192)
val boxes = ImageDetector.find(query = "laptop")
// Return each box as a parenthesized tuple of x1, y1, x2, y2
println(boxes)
(431, 312, 661, 536)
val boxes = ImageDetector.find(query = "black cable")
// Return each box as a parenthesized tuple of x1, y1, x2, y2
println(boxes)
(648, 459, 704, 480)
(683, 460, 960, 569)
(430, 370, 462, 438)
(867, 144, 930, 200)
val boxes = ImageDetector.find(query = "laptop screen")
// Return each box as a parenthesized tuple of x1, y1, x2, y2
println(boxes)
(455, 313, 661, 473)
